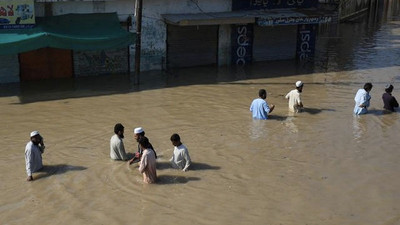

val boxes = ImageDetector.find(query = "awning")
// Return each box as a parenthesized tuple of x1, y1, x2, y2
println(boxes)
(0, 13, 136, 55)
(162, 8, 337, 26)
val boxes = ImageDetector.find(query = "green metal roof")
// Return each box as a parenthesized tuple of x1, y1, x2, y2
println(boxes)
(0, 13, 136, 55)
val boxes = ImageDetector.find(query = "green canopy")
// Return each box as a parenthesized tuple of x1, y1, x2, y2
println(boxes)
(0, 13, 136, 55)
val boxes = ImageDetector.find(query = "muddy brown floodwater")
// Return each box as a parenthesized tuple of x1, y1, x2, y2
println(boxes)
(1, 11, 400, 225)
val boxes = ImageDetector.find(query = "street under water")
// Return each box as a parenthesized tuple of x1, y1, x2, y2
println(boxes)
(1, 11, 400, 225)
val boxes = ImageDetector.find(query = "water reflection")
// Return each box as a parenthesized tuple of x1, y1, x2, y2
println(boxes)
(249, 120, 269, 140)
(315, 15, 400, 74)
(352, 115, 367, 142)
(283, 115, 299, 134)
(377, 110, 399, 133)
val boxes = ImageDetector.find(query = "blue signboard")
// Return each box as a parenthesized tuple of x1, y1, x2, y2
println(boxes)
(233, 0, 318, 11)
(296, 24, 316, 62)
(257, 15, 332, 26)
(231, 24, 253, 66)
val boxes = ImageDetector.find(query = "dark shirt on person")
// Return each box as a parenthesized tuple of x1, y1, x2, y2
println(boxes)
(382, 92, 399, 112)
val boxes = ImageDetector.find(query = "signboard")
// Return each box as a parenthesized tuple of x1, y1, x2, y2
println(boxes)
(0, 0, 35, 29)
(233, 0, 318, 11)
(231, 24, 253, 66)
(296, 24, 316, 62)
(257, 15, 332, 26)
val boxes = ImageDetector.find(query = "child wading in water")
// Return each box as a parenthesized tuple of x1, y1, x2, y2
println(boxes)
(170, 133, 191, 172)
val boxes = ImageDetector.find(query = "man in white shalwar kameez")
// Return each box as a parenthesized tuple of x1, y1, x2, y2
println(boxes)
(25, 131, 45, 181)
(170, 133, 191, 172)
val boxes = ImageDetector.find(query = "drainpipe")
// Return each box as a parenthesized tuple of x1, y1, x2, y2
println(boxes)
(134, 0, 143, 85)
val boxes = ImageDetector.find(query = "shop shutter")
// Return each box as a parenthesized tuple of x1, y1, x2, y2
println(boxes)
(19, 48, 73, 81)
(253, 25, 297, 62)
(167, 25, 218, 68)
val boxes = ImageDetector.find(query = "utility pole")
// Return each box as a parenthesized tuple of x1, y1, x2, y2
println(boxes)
(134, 0, 143, 85)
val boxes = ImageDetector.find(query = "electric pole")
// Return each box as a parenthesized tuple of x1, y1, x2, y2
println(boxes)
(134, 0, 143, 84)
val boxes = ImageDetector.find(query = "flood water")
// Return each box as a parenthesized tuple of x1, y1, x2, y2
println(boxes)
(2, 9, 400, 225)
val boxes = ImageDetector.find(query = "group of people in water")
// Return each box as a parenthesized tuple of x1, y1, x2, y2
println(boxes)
(24, 81, 398, 183)
(25, 126, 191, 183)
(354, 83, 399, 114)
(250, 80, 305, 119)
(250, 81, 399, 120)
(109, 125, 191, 183)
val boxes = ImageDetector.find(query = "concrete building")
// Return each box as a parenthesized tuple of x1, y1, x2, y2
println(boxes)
(1, 0, 342, 83)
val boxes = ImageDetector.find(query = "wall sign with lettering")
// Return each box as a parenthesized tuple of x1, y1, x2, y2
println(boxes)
(296, 24, 317, 62)
(231, 24, 253, 66)
(233, 0, 318, 11)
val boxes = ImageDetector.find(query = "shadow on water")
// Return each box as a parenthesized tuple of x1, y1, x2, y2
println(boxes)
(6, 74, 133, 104)
(186, 162, 221, 171)
(1, 61, 311, 104)
(302, 107, 336, 115)
(156, 162, 171, 170)
(350, 108, 399, 116)
(367, 109, 393, 116)
(33, 164, 87, 181)
(157, 161, 221, 171)
(267, 115, 288, 121)
(156, 175, 201, 185)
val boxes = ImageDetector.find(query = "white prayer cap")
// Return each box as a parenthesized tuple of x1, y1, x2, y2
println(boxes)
(385, 84, 393, 89)
(134, 127, 144, 134)
(296, 81, 303, 87)
(30, 131, 40, 137)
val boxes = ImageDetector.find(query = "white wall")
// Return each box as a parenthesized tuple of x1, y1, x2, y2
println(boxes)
(137, 0, 231, 70)
(34, 0, 232, 71)
(35, 0, 136, 21)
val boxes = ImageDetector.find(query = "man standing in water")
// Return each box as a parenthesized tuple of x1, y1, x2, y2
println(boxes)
(25, 131, 45, 181)
(354, 83, 373, 115)
(250, 89, 275, 120)
(285, 81, 304, 113)
(170, 133, 191, 172)
(382, 84, 399, 112)
(128, 127, 156, 164)
(110, 123, 129, 161)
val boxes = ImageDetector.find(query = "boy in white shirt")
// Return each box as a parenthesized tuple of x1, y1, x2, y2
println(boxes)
(170, 133, 191, 172)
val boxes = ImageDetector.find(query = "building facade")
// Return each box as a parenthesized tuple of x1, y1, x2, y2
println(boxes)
(3, 0, 392, 83)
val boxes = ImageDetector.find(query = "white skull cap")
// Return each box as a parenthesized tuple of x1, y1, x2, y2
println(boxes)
(30, 131, 40, 137)
(134, 127, 144, 134)
(296, 81, 303, 87)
